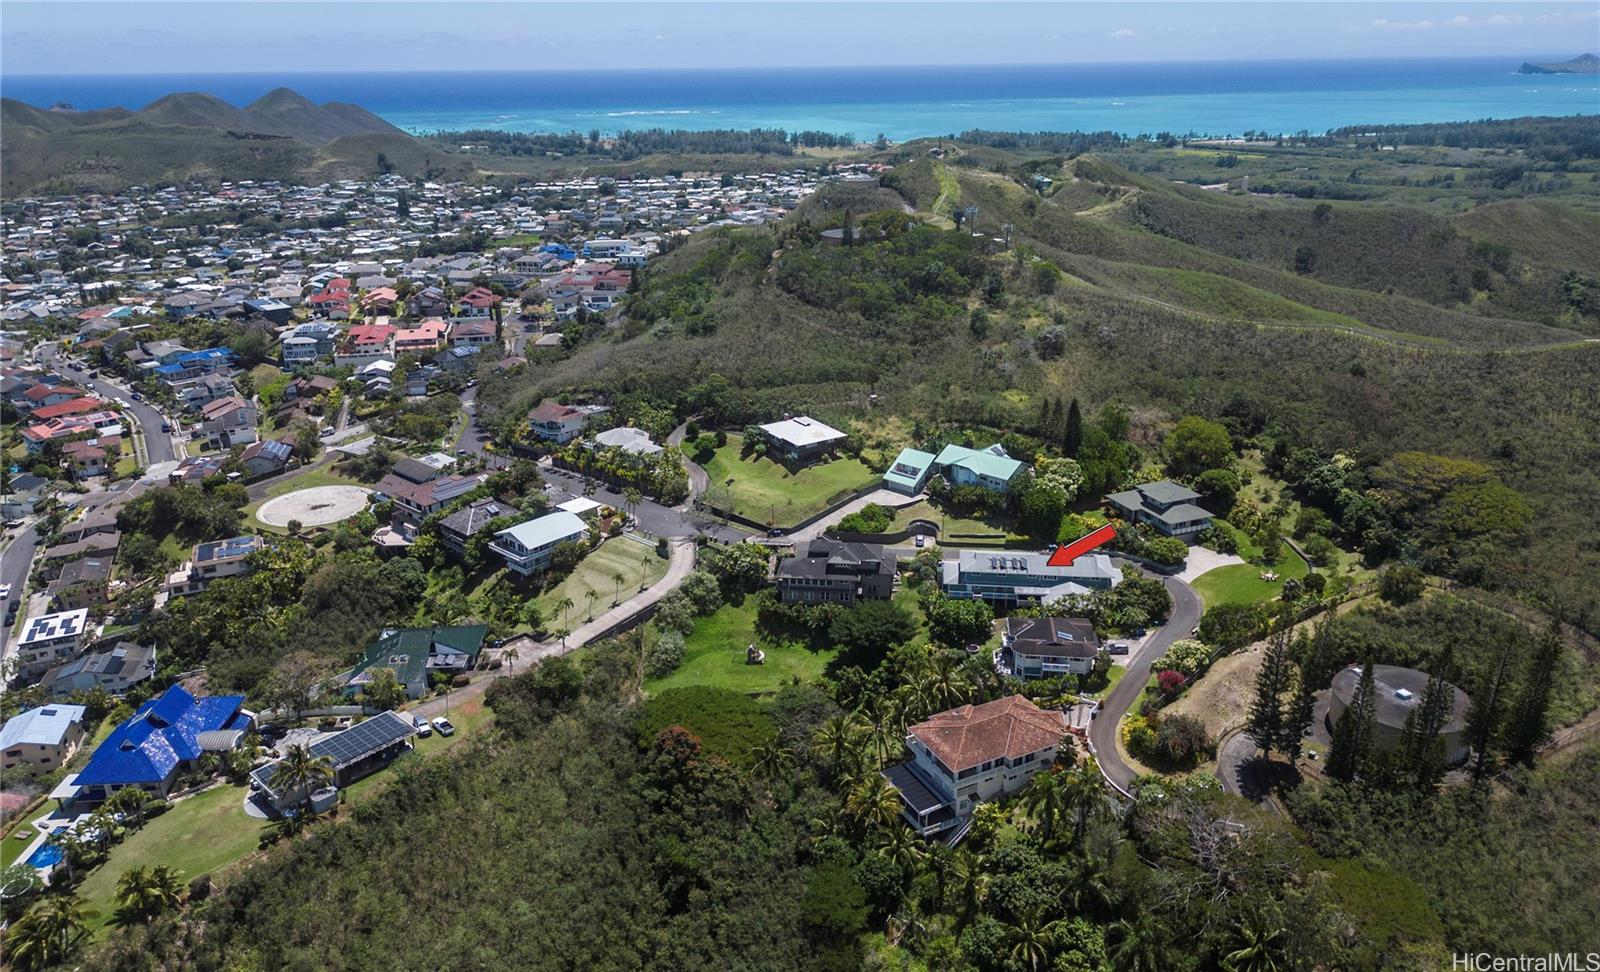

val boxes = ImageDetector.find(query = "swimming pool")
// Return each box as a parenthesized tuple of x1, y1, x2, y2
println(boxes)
(25, 842, 63, 869)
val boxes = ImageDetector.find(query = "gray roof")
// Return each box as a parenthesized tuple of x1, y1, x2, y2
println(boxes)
(778, 538, 894, 580)
(1006, 616, 1100, 659)
(1138, 480, 1202, 506)
(1331, 664, 1470, 733)
(439, 497, 518, 538)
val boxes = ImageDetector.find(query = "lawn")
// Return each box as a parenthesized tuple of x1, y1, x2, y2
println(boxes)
(533, 538, 669, 627)
(242, 465, 364, 530)
(647, 598, 836, 696)
(701, 434, 877, 527)
(249, 363, 284, 388)
(1191, 546, 1308, 608)
(888, 498, 1038, 546)
(75, 783, 267, 936)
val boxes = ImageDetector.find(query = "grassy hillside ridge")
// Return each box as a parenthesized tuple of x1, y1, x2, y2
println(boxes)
(0, 88, 447, 192)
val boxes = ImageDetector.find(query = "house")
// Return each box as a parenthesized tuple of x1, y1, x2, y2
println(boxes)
(62, 439, 110, 480)
(393, 318, 448, 355)
(177, 373, 237, 412)
(437, 344, 481, 373)
(1105, 481, 1214, 539)
(588, 426, 663, 460)
(346, 624, 488, 700)
(776, 539, 897, 606)
(59, 508, 118, 544)
(941, 550, 1120, 606)
(243, 297, 291, 325)
(437, 497, 519, 556)
(42, 642, 156, 698)
(2, 472, 52, 520)
(30, 395, 110, 422)
(1002, 617, 1101, 679)
(490, 510, 589, 576)
(198, 396, 258, 449)
(883, 695, 1070, 838)
(407, 286, 449, 317)
(14, 608, 93, 679)
(758, 416, 847, 465)
(381, 472, 483, 532)
(250, 710, 416, 811)
(362, 286, 398, 315)
(883, 448, 936, 495)
(38, 532, 121, 581)
(23, 411, 123, 453)
(933, 444, 1026, 493)
(458, 286, 502, 318)
(164, 535, 266, 599)
(169, 454, 225, 484)
(69, 685, 253, 802)
(528, 400, 607, 444)
(450, 318, 498, 347)
(1, 705, 87, 778)
(335, 322, 397, 367)
(239, 437, 295, 478)
(49, 556, 112, 610)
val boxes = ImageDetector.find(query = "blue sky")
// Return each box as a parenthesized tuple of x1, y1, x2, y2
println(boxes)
(2, 1, 1593, 75)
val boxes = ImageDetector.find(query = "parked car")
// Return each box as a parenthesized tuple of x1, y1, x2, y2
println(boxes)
(1108, 641, 1131, 655)
(130, 392, 142, 401)
(431, 717, 456, 737)
(160, 422, 171, 433)
(412, 715, 432, 738)
(914, 535, 926, 548)
(0, 584, 11, 599)
(766, 528, 785, 538)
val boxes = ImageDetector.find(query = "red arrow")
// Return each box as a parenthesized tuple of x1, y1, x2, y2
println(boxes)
(1047, 523, 1117, 567)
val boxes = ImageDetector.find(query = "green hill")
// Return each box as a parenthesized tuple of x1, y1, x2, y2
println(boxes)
(0, 87, 450, 192)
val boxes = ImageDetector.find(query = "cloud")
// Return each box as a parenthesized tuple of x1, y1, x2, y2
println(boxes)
(1485, 13, 1524, 26)
(1108, 28, 1136, 39)
(1370, 18, 1434, 30)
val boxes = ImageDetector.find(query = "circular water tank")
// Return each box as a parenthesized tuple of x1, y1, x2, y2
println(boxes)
(308, 786, 339, 814)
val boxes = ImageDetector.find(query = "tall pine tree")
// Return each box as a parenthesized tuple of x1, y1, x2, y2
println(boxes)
(1281, 622, 1332, 760)
(1396, 646, 1454, 793)
(1326, 660, 1377, 784)
(1505, 625, 1560, 765)
(1063, 399, 1083, 458)
(1467, 640, 1513, 788)
(1245, 626, 1294, 759)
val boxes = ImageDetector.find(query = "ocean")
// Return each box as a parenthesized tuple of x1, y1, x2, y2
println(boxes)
(4, 58, 1596, 140)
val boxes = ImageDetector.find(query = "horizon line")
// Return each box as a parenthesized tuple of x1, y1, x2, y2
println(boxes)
(2, 50, 1579, 80)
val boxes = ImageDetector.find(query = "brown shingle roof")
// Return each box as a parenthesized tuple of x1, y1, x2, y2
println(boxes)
(909, 695, 1067, 773)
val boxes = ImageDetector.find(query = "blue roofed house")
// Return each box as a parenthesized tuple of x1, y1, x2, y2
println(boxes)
(489, 510, 590, 577)
(2, 704, 87, 778)
(1105, 480, 1214, 539)
(883, 448, 936, 495)
(933, 444, 1026, 493)
(71, 685, 253, 802)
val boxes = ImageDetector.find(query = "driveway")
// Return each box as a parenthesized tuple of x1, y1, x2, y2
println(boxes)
(409, 539, 698, 720)
(784, 488, 924, 543)
(539, 461, 749, 543)
(1176, 546, 1245, 584)
(1086, 566, 1204, 793)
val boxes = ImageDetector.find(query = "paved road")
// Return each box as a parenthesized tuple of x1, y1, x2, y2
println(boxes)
(453, 386, 509, 470)
(1087, 567, 1204, 793)
(664, 421, 709, 509)
(410, 538, 698, 721)
(539, 461, 748, 543)
(39, 342, 178, 465)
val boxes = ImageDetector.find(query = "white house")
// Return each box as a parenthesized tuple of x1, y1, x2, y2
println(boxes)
(489, 511, 589, 577)
(14, 608, 93, 679)
(883, 696, 1070, 838)
(941, 550, 1119, 606)
(1, 704, 87, 778)
(758, 415, 847, 464)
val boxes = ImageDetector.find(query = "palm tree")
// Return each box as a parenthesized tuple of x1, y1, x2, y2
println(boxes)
(107, 786, 147, 828)
(750, 741, 794, 792)
(1006, 909, 1059, 972)
(858, 698, 901, 770)
(272, 743, 335, 814)
(622, 486, 642, 521)
(114, 864, 184, 925)
(1021, 769, 1069, 845)
(813, 713, 865, 781)
(5, 894, 96, 971)
(880, 825, 928, 888)
(1223, 915, 1287, 972)
(1067, 852, 1115, 917)
(44, 828, 83, 884)
(553, 596, 574, 645)
(502, 643, 520, 676)
(1061, 759, 1105, 848)
(947, 846, 989, 927)
(611, 570, 626, 605)
(846, 773, 904, 834)
(1108, 913, 1166, 972)
(585, 588, 600, 621)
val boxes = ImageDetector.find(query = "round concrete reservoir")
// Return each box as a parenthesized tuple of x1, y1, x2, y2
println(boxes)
(1327, 663, 1471, 765)
(308, 786, 339, 814)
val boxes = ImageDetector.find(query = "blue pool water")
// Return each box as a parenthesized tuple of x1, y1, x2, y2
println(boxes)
(26, 842, 63, 869)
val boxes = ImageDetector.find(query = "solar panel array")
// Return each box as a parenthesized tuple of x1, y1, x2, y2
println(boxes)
(308, 711, 415, 769)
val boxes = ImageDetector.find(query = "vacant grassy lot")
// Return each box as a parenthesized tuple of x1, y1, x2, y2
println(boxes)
(702, 435, 876, 526)
(647, 599, 836, 696)
(1192, 549, 1308, 608)
(534, 538, 669, 624)
(1162, 642, 1265, 740)
(887, 497, 1062, 546)
(75, 783, 266, 937)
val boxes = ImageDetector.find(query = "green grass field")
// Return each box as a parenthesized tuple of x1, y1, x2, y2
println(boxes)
(646, 599, 836, 696)
(242, 466, 365, 531)
(1191, 544, 1309, 608)
(702, 435, 877, 527)
(534, 538, 669, 625)
(74, 784, 267, 937)
(888, 498, 1038, 545)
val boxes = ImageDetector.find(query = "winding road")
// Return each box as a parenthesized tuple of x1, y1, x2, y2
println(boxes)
(1086, 567, 1204, 793)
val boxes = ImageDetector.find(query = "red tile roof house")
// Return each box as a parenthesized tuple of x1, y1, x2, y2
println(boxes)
(334, 323, 397, 367)
(308, 290, 350, 320)
(23, 412, 122, 453)
(198, 396, 259, 449)
(362, 286, 399, 315)
(882, 695, 1071, 838)
(393, 318, 448, 355)
(457, 286, 503, 319)
(528, 401, 604, 444)
(20, 383, 86, 411)
(31, 396, 109, 422)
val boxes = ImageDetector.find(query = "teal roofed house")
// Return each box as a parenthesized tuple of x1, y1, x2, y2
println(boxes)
(933, 444, 1026, 493)
(346, 625, 488, 700)
(883, 448, 936, 495)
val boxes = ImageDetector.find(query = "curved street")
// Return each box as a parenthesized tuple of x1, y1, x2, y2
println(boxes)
(1087, 568, 1204, 793)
